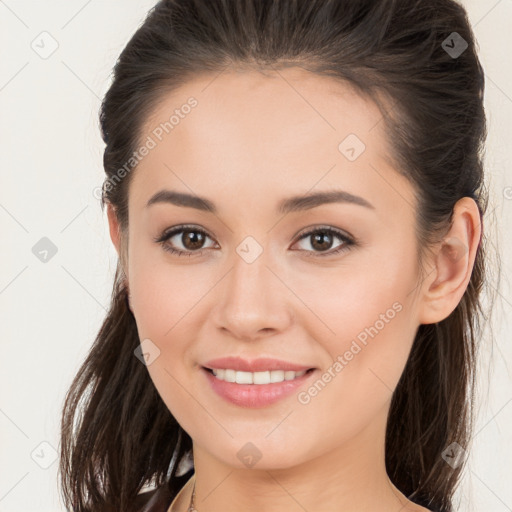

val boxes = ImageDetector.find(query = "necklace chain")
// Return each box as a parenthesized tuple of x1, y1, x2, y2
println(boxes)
(186, 474, 403, 511)
(187, 478, 197, 512)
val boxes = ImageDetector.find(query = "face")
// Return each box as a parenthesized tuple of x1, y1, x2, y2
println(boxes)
(113, 67, 426, 470)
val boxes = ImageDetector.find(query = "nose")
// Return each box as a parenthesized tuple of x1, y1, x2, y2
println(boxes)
(211, 243, 294, 342)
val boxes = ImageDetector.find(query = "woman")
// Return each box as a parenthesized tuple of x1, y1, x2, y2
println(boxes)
(59, 0, 491, 511)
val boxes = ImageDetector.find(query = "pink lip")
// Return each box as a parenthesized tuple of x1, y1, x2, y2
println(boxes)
(202, 356, 314, 373)
(202, 367, 316, 408)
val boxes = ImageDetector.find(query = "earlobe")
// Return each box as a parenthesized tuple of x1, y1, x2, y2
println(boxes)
(418, 197, 482, 325)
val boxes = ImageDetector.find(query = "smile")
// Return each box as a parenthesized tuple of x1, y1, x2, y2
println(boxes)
(209, 368, 310, 384)
(202, 367, 316, 408)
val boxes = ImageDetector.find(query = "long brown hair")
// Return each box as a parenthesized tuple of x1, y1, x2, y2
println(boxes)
(59, 1, 495, 510)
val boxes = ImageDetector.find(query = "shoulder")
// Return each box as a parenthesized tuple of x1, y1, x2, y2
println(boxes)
(131, 485, 173, 512)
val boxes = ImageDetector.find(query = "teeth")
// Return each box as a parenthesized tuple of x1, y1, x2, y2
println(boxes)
(211, 368, 308, 384)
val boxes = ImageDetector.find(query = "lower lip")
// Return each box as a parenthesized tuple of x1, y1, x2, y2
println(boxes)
(201, 367, 316, 408)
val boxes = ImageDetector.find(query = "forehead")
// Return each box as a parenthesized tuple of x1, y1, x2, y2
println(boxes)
(130, 67, 414, 218)
(141, 66, 388, 152)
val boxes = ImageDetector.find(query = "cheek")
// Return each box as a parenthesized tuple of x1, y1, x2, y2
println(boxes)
(128, 257, 206, 424)
(128, 243, 212, 339)
(293, 248, 418, 412)
(292, 300, 416, 452)
(292, 243, 417, 346)
(127, 248, 218, 397)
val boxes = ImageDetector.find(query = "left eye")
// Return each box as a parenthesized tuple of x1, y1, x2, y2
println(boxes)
(291, 227, 354, 257)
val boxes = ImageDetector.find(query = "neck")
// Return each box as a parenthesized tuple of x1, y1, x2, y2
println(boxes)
(186, 404, 420, 512)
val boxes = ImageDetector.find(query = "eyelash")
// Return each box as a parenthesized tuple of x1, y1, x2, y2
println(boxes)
(153, 224, 355, 258)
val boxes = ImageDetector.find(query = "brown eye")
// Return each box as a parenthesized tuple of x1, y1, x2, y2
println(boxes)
(154, 225, 217, 257)
(181, 229, 206, 250)
(309, 231, 334, 251)
(293, 227, 355, 257)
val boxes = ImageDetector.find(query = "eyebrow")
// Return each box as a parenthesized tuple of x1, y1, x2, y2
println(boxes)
(145, 189, 375, 214)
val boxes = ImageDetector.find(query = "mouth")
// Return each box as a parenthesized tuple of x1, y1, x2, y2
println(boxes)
(202, 366, 316, 385)
(201, 366, 318, 408)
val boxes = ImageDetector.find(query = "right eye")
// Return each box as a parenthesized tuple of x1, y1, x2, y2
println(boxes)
(154, 225, 218, 257)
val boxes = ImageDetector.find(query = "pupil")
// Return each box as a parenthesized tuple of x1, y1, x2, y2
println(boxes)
(312, 232, 332, 251)
(184, 230, 204, 249)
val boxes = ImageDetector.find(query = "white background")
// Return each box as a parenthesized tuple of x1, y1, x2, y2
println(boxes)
(1, 1, 511, 511)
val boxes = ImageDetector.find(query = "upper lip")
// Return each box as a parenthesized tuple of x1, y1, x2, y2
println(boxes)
(202, 356, 315, 373)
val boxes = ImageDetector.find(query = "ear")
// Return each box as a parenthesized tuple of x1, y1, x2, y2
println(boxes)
(417, 197, 482, 325)
(107, 202, 122, 255)
(106, 202, 128, 278)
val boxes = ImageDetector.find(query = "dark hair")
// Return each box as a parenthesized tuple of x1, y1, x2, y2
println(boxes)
(59, 1, 494, 510)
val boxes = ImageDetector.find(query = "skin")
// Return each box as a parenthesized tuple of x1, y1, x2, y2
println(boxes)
(107, 67, 481, 512)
